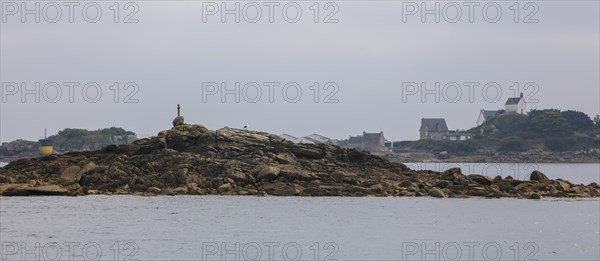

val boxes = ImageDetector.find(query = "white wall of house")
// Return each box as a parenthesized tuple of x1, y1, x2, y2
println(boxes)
(506, 100, 527, 114)
(476, 112, 486, 126)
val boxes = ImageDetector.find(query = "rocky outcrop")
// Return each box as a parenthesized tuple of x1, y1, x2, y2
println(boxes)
(1, 124, 599, 198)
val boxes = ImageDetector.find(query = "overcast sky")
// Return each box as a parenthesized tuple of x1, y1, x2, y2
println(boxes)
(1, 0, 599, 142)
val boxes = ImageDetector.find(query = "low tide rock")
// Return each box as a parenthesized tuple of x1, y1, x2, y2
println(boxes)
(530, 171, 549, 181)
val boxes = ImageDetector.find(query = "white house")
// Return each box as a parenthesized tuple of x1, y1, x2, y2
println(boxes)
(443, 130, 472, 141)
(476, 110, 498, 126)
(505, 93, 527, 114)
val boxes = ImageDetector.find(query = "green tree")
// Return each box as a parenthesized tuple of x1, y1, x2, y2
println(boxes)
(528, 109, 560, 119)
(493, 114, 529, 134)
(497, 136, 527, 152)
(561, 110, 594, 131)
(57, 128, 90, 138)
(529, 111, 572, 136)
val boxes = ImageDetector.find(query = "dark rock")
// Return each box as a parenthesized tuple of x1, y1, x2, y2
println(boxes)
(3, 185, 68, 196)
(497, 181, 514, 192)
(399, 180, 414, 187)
(330, 170, 356, 183)
(530, 171, 549, 181)
(433, 180, 450, 188)
(279, 168, 317, 181)
(493, 175, 502, 183)
(442, 168, 462, 180)
(468, 175, 494, 186)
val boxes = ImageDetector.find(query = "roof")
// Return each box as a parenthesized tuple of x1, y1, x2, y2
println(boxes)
(420, 118, 448, 132)
(303, 134, 332, 144)
(279, 134, 301, 143)
(363, 132, 384, 141)
(505, 97, 522, 105)
(481, 110, 498, 121)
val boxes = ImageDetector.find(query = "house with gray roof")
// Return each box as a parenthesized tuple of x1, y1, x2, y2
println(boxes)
(476, 110, 498, 126)
(420, 118, 471, 141)
(505, 93, 527, 114)
(420, 118, 449, 140)
(341, 131, 387, 152)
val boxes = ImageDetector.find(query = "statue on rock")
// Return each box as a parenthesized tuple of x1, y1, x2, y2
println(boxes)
(172, 104, 185, 127)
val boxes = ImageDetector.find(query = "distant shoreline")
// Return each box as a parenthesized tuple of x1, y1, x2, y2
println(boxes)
(381, 150, 600, 164)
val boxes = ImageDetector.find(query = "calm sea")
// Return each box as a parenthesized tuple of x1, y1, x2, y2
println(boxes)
(0, 196, 598, 260)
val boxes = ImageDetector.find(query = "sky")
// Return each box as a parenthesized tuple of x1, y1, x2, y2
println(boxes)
(1, 0, 599, 142)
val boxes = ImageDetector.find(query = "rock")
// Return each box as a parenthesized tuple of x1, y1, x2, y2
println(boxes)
(497, 181, 514, 192)
(530, 171, 549, 181)
(173, 116, 185, 127)
(279, 169, 317, 181)
(78, 162, 97, 176)
(447, 185, 465, 192)
(0, 183, 29, 194)
(528, 193, 542, 199)
(513, 183, 529, 191)
(0, 175, 15, 184)
(555, 180, 571, 191)
(271, 184, 304, 196)
(433, 180, 450, 188)
(436, 151, 450, 159)
(293, 145, 324, 159)
(60, 166, 82, 184)
(173, 186, 189, 194)
(218, 183, 232, 192)
(331, 170, 356, 183)
(468, 175, 494, 186)
(3, 185, 68, 196)
(64, 183, 81, 191)
(567, 186, 583, 194)
(275, 153, 297, 164)
(492, 175, 502, 183)
(161, 187, 175, 195)
(226, 170, 253, 184)
(399, 180, 414, 187)
(369, 183, 383, 193)
(454, 177, 470, 186)
(345, 185, 371, 195)
(442, 168, 461, 180)
(147, 187, 161, 193)
(429, 187, 446, 198)
(256, 166, 280, 181)
(1, 123, 598, 199)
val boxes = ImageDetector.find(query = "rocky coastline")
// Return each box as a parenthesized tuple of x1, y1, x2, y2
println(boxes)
(1, 124, 599, 198)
